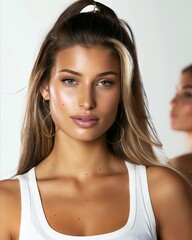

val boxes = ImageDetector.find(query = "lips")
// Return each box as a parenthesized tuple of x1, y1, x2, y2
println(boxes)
(170, 111, 177, 119)
(71, 115, 99, 128)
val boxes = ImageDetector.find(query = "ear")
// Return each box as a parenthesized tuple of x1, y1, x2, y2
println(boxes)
(40, 82, 50, 100)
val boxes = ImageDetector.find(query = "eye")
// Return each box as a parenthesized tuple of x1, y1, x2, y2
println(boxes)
(97, 80, 113, 87)
(61, 78, 78, 85)
(183, 92, 192, 98)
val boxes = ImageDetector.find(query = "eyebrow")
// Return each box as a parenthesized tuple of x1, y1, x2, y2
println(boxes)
(58, 69, 119, 77)
(182, 85, 192, 89)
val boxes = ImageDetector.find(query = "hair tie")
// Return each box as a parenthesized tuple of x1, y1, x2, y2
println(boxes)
(80, 2, 100, 13)
(93, 2, 100, 13)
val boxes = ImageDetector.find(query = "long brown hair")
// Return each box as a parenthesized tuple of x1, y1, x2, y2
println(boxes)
(17, 0, 163, 174)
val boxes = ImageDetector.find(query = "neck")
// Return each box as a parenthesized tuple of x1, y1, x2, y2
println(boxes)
(39, 132, 119, 179)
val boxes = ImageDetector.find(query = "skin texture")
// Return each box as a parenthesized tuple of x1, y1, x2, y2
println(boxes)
(42, 45, 121, 143)
(169, 71, 192, 183)
(0, 46, 192, 240)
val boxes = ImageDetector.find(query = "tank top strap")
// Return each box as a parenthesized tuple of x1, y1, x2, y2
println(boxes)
(124, 161, 136, 227)
(135, 164, 157, 239)
(15, 172, 32, 239)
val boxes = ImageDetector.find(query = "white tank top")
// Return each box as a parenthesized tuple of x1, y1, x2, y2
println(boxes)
(16, 162, 157, 240)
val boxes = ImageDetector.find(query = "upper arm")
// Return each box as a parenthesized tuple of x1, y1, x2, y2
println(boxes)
(0, 180, 21, 240)
(147, 166, 192, 240)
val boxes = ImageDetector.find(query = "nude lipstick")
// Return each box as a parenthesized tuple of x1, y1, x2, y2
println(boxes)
(71, 115, 99, 128)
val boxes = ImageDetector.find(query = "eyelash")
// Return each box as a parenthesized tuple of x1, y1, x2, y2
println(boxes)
(183, 92, 192, 98)
(97, 80, 114, 87)
(61, 78, 77, 85)
(174, 92, 192, 101)
(61, 78, 114, 87)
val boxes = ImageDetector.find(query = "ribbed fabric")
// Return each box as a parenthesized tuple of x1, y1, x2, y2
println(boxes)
(15, 162, 157, 240)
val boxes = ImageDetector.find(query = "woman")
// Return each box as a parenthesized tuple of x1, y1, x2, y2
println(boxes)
(169, 64, 192, 183)
(0, 1, 192, 239)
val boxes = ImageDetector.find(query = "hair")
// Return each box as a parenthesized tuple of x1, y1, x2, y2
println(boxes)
(17, 0, 163, 175)
(182, 64, 192, 75)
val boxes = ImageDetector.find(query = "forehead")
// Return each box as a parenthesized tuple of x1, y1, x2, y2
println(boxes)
(55, 44, 119, 63)
(180, 72, 192, 85)
(178, 72, 192, 89)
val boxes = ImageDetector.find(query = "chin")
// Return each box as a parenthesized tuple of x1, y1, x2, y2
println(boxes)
(170, 121, 179, 129)
(171, 125, 184, 131)
(72, 133, 104, 143)
(170, 122, 178, 130)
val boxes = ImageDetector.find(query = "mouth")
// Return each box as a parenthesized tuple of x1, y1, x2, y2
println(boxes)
(71, 115, 99, 128)
(170, 111, 177, 119)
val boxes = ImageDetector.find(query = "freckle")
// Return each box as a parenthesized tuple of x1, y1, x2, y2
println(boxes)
(54, 214, 57, 217)
(98, 168, 102, 171)
(85, 173, 88, 176)
(86, 199, 90, 202)
(78, 218, 81, 221)
(51, 163, 54, 167)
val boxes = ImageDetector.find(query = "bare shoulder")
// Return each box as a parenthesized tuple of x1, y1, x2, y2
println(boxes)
(0, 179, 21, 240)
(146, 165, 192, 204)
(146, 166, 192, 240)
(0, 179, 21, 214)
(146, 165, 192, 193)
(0, 178, 20, 201)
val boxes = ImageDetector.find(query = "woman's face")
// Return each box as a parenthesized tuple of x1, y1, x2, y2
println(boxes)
(41, 45, 121, 142)
(170, 71, 192, 132)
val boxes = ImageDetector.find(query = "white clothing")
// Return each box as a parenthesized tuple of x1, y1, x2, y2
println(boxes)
(15, 162, 157, 240)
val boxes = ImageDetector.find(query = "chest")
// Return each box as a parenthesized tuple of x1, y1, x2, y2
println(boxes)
(37, 175, 130, 236)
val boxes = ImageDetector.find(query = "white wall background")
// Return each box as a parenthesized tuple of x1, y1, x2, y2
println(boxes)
(1, 0, 191, 177)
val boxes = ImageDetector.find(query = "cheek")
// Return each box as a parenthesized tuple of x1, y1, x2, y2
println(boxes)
(99, 90, 120, 118)
(48, 87, 77, 128)
(181, 105, 192, 130)
(180, 104, 192, 117)
(50, 87, 75, 109)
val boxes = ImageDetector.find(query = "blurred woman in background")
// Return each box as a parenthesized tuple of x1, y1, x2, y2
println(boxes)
(169, 64, 192, 183)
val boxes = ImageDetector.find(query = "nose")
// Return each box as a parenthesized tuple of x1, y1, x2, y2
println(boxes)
(170, 94, 178, 106)
(170, 97, 175, 105)
(78, 85, 96, 110)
